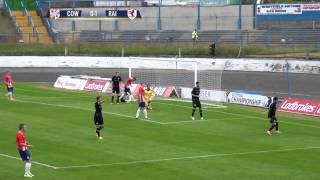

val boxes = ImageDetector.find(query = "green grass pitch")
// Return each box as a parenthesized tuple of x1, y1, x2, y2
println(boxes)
(1, 83, 320, 180)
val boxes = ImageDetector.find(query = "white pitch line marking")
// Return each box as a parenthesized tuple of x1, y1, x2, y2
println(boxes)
(55, 146, 320, 169)
(159, 99, 227, 108)
(0, 153, 57, 169)
(13, 99, 229, 125)
(14, 99, 164, 125)
(13, 99, 249, 125)
(162, 117, 247, 125)
(156, 102, 320, 129)
(13, 99, 320, 128)
(12, 98, 243, 125)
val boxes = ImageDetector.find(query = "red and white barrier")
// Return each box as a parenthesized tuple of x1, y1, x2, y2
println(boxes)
(279, 98, 320, 116)
(53, 76, 87, 90)
(83, 80, 110, 93)
(54, 75, 179, 98)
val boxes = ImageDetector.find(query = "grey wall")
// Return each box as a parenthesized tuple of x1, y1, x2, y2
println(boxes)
(51, 5, 254, 32)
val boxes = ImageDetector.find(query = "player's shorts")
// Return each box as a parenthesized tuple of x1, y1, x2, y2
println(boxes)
(112, 87, 120, 94)
(19, 150, 31, 161)
(124, 87, 131, 94)
(7, 86, 13, 93)
(192, 99, 201, 108)
(269, 116, 278, 124)
(139, 102, 146, 108)
(145, 98, 152, 102)
(120, 97, 126, 103)
(94, 113, 104, 125)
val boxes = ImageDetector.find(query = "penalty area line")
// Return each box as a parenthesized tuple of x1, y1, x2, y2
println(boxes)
(13, 99, 163, 125)
(0, 153, 58, 169)
(55, 146, 320, 170)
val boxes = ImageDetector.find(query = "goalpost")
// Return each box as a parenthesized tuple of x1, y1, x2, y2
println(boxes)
(127, 57, 225, 108)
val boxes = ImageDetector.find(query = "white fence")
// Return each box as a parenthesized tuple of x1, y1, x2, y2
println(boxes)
(0, 56, 319, 74)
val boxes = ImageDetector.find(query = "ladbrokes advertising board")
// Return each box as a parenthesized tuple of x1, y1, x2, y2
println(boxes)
(279, 98, 320, 116)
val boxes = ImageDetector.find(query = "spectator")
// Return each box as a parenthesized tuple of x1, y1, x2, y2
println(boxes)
(192, 29, 198, 43)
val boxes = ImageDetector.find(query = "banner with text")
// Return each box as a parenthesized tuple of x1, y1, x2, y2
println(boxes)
(279, 98, 320, 116)
(302, 4, 320, 11)
(227, 92, 272, 108)
(83, 80, 110, 93)
(181, 88, 227, 102)
(257, 4, 302, 15)
(53, 76, 87, 90)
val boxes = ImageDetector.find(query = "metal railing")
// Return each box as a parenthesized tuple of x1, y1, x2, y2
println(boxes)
(2, 29, 320, 49)
(4, 0, 12, 16)
(37, 0, 253, 8)
(47, 30, 320, 48)
(4, 0, 23, 34)
(21, 1, 29, 16)
(36, 0, 58, 43)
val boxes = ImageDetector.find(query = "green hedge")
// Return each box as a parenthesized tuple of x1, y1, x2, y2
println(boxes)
(0, 44, 318, 59)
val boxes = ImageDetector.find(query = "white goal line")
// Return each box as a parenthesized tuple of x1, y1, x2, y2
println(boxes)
(159, 98, 227, 108)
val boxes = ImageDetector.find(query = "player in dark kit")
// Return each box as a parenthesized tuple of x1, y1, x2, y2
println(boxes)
(191, 82, 204, 120)
(94, 96, 104, 140)
(266, 97, 281, 136)
(111, 72, 122, 104)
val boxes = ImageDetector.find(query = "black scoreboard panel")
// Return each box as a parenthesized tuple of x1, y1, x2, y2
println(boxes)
(49, 9, 142, 20)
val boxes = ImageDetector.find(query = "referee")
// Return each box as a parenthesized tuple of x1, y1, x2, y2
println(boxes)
(111, 72, 122, 104)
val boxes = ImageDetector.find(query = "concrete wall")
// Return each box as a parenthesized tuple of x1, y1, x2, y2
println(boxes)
(51, 5, 254, 32)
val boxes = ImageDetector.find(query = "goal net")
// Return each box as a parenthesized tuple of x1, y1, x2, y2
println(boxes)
(128, 57, 224, 107)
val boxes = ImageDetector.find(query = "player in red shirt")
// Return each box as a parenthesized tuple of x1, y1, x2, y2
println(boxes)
(120, 76, 136, 103)
(16, 123, 34, 178)
(135, 83, 148, 119)
(4, 71, 14, 100)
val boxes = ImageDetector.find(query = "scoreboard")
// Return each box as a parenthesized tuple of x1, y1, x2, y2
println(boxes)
(49, 9, 142, 20)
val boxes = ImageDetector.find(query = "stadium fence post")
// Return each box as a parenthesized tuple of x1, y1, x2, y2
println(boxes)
(64, 47, 68, 56)
(237, 0, 242, 31)
(157, 0, 161, 30)
(129, 67, 132, 77)
(114, 2, 119, 31)
(194, 61, 198, 86)
(122, 47, 124, 57)
(178, 48, 181, 58)
(196, 2, 200, 30)
(285, 60, 292, 98)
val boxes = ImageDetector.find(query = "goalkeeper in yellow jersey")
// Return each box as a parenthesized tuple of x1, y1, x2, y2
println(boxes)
(144, 84, 155, 110)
